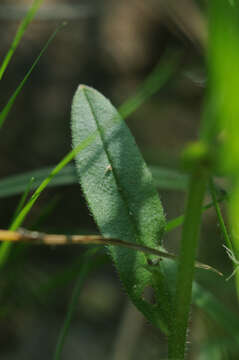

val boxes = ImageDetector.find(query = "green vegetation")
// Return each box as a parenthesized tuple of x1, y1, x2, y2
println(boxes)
(1, 1, 239, 359)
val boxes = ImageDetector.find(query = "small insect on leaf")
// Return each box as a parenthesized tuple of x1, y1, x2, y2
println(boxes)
(105, 164, 112, 173)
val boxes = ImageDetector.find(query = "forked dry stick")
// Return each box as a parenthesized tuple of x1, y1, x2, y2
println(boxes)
(0, 228, 222, 276)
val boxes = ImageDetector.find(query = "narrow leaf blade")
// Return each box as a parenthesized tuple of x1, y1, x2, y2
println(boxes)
(71, 85, 169, 330)
(0, 164, 188, 199)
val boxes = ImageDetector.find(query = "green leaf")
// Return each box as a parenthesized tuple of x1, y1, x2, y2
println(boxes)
(0, 164, 77, 198)
(150, 166, 188, 190)
(199, 335, 239, 360)
(192, 282, 239, 339)
(0, 53, 176, 266)
(71, 85, 172, 331)
(0, 164, 188, 199)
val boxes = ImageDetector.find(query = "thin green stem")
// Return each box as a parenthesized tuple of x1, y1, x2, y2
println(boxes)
(168, 169, 209, 359)
(118, 51, 179, 119)
(0, 132, 96, 268)
(9, 132, 97, 232)
(53, 248, 98, 360)
(0, 22, 66, 129)
(209, 178, 239, 284)
(165, 192, 227, 233)
(11, 177, 35, 223)
(0, 177, 35, 267)
(0, 0, 44, 80)
(209, 178, 233, 251)
(0, 53, 177, 267)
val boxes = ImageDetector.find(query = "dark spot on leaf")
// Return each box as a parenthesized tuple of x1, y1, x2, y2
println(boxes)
(142, 285, 156, 305)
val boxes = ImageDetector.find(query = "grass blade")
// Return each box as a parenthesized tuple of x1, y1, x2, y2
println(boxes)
(161, 259, 239, 343)
(0, 132, 96, 268)
(0, 52, 177, 267)
(0, 22, 66, 129)
(0, 165, 76, 198)
(209, 179, 233, 251)
(150, 166, 188, 190)
(0, 164, 188, 199)
(53, 248, 99, 360)
(38, 252, 108, 298)
(0, 0, 44, 80)
(192, 282, 239, 340)
(0, 177, 35, 267)
(11, 177, 35, 222)
(8, 133, 97, 232)
(166, 191, 228, 233)
(118, 51, 179, 118)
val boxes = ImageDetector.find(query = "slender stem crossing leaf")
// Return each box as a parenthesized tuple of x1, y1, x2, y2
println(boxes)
(0, 51, 177, 267)
(0, 164, 188, 199)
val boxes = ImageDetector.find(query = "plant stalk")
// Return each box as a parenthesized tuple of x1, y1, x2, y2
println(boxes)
(168, 168, 209, 359)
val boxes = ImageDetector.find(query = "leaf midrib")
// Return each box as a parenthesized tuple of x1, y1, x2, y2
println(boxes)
(82, 87, 144, 249)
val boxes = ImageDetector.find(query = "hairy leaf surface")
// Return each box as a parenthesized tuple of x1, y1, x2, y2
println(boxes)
(71, 85, 170, 331)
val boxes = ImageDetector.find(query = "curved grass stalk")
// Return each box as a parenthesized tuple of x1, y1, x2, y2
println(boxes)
(209, 178, 233, 251)
(0, 0, 44, 80)
(0, 177, 35, 267)
(0, 22, 66, 129)
(53, 248, 99, 360)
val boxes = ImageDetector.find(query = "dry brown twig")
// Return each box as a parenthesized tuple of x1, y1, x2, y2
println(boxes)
(0, 228, 222, 276)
